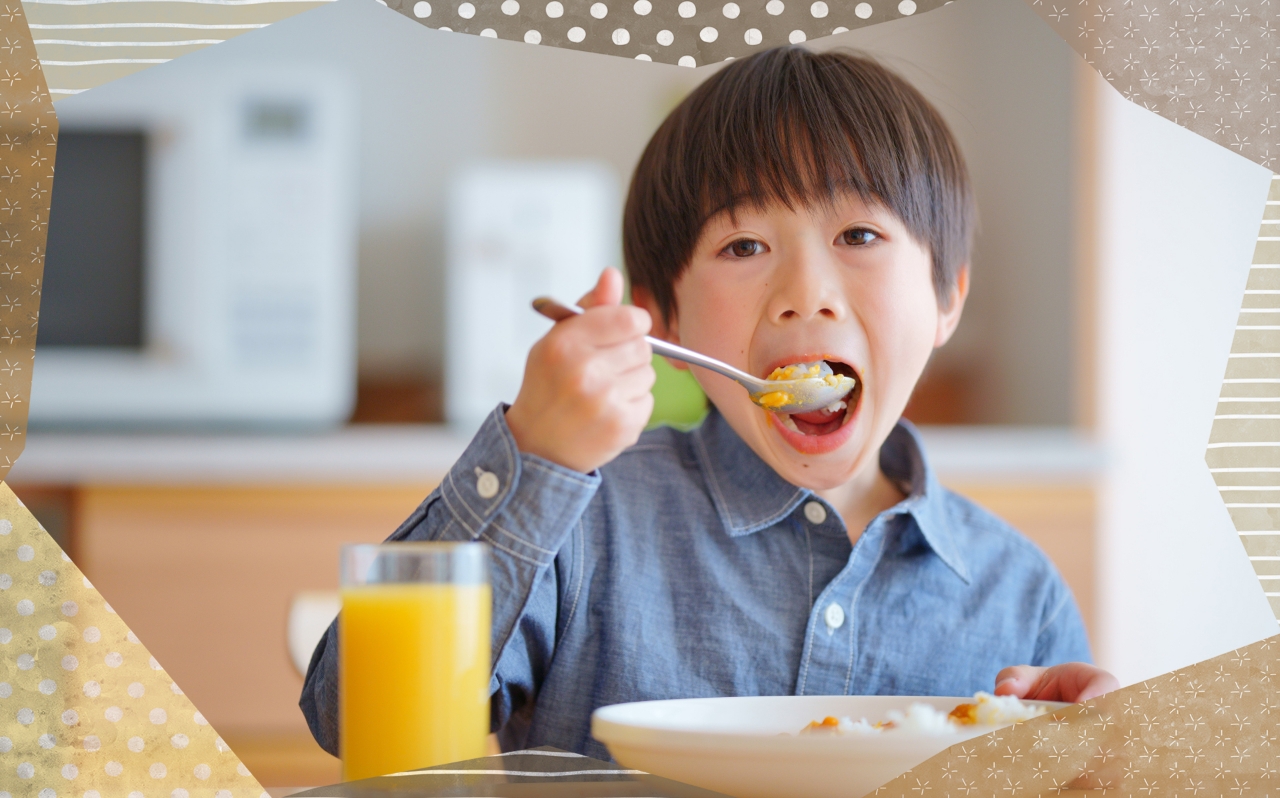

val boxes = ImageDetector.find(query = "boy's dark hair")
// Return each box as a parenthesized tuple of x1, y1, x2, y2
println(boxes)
(623, 46, 975, 323)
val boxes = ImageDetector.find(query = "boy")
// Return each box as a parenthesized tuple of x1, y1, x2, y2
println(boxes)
(301, 46, 1116, 761)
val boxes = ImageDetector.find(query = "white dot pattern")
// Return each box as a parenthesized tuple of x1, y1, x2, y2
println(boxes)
(0, 491, 264, 795)
(381, 0, 948, 64)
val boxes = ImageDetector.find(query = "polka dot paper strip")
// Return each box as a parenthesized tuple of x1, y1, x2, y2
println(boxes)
(0, 0, 52, 484)
(382, 0, 949, 66)
(874, 633, 1280, 795)
(0, 482, 268, 797)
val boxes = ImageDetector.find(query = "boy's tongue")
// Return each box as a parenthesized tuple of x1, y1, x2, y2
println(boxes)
(789, 405, 845, 435)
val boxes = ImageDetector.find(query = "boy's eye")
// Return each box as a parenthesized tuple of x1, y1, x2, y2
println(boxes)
(840, 228, 879, 246)
(723, 238, 765, 258)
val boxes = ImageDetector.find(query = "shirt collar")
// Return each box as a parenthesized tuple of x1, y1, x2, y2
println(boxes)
(690, 410, 970, 583)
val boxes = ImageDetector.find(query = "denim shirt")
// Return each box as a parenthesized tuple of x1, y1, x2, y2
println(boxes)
(301, 405, 1090, 762)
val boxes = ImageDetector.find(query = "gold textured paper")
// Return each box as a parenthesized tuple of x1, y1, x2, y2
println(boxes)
(873, 634, 1280, 795)
(0, 482, 268, 796)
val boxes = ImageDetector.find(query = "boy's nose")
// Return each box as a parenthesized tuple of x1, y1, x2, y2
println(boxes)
(768, 257, 847, 323)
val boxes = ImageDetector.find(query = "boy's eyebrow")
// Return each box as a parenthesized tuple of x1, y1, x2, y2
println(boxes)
(702, 189, 890, 232)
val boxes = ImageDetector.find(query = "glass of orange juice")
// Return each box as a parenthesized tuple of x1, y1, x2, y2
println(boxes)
(339, 541, 491, 781)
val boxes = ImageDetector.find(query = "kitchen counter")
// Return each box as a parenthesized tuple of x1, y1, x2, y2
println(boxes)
(6, 424, 1103, 485)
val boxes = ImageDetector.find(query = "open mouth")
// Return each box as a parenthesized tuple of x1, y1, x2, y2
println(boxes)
(775, 360, 861, 437)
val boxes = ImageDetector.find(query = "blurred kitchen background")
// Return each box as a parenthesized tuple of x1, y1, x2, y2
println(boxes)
(8, 0, 1276, 787)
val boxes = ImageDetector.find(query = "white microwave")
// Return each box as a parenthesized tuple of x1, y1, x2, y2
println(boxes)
(29, 65, 358, 428)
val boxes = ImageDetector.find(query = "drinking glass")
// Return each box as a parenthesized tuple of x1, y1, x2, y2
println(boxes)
(339, 541, 491, 781)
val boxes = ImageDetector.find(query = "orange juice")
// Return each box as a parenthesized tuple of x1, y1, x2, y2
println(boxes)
(339, 582, 492, 780)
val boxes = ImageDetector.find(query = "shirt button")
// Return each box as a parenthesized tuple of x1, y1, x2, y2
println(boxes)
(475, 469, 500, 499)
(803, 501, 827, 525)
(824, 602, 845, 630)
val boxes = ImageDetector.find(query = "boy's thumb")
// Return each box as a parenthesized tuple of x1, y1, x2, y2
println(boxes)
(578, 267, 624, 309)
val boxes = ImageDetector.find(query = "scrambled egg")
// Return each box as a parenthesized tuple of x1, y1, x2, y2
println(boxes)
(756, 391, 795, 409)
(766, 363, 824, 382)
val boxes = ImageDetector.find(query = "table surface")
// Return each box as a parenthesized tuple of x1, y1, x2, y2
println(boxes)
(8, 424, 1102, 485)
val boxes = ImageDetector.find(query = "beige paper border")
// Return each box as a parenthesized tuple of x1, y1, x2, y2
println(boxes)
(0, 0, 53, 483)
(7, 0, 1278, 792)
(874, 633, 1280, 795)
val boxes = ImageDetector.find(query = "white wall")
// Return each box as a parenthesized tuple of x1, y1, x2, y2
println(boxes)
(1093, 66, 1277, 684)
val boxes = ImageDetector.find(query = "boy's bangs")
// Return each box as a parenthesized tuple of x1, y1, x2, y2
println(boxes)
(702, 118, 880, 227)
(694, 51, 903, 232)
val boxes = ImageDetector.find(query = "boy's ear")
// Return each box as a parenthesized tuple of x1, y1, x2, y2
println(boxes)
(934, 264, 970, 348)
(630, 284, 690, 371)
(631, 284, 674, 341)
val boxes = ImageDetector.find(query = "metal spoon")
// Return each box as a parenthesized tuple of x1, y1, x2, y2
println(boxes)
(532, 297, 857, 415)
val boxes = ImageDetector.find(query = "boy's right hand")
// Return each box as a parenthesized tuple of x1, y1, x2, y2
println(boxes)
(505, 268, 656, 474)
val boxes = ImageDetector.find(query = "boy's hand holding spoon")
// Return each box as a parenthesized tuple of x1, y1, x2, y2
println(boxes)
(506, 268, 656, 474)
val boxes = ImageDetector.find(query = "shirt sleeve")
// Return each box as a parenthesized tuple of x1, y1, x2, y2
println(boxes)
(1031, 575, 1094, 668)
(299, 404, 601, 756)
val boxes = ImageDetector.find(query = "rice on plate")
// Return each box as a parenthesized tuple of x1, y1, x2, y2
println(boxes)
(797, 692, 1054, 736)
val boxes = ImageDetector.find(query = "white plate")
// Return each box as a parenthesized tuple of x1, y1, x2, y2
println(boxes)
(592, 695, 1070, 798)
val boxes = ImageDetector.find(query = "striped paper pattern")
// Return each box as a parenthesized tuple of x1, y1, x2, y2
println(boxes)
(20, 0, 335, 98)
(1209, 174, 1280, 623)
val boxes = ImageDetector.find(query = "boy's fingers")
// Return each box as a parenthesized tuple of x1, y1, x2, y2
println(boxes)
(578, 267, 624, 309)
(613, 360, 658, 400)
(579, 305, 652, 345)
(994, 665, 1043, 698)
(1072, 668, 1120, 702)
(996, 664, 1120, 703)
(600, 337, 654, 371)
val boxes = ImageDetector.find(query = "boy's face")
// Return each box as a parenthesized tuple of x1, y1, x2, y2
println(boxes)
(641, 192, 967, 491)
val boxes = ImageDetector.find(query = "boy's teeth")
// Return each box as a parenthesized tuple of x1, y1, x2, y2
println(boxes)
(824, 400, 847, 414)
(778, 414, 801, 433)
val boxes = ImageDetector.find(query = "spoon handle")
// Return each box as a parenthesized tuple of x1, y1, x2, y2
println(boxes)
(531, 297, 765, 390)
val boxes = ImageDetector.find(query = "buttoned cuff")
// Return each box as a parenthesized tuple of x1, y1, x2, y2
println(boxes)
(441, 404, 601, 566)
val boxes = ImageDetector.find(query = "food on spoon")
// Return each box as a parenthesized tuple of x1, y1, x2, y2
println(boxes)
(767, 363, 826, 381)
(797, 693, 1052, 737)
(750, 360, 857, 413)
(756, 391, 795, 409)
